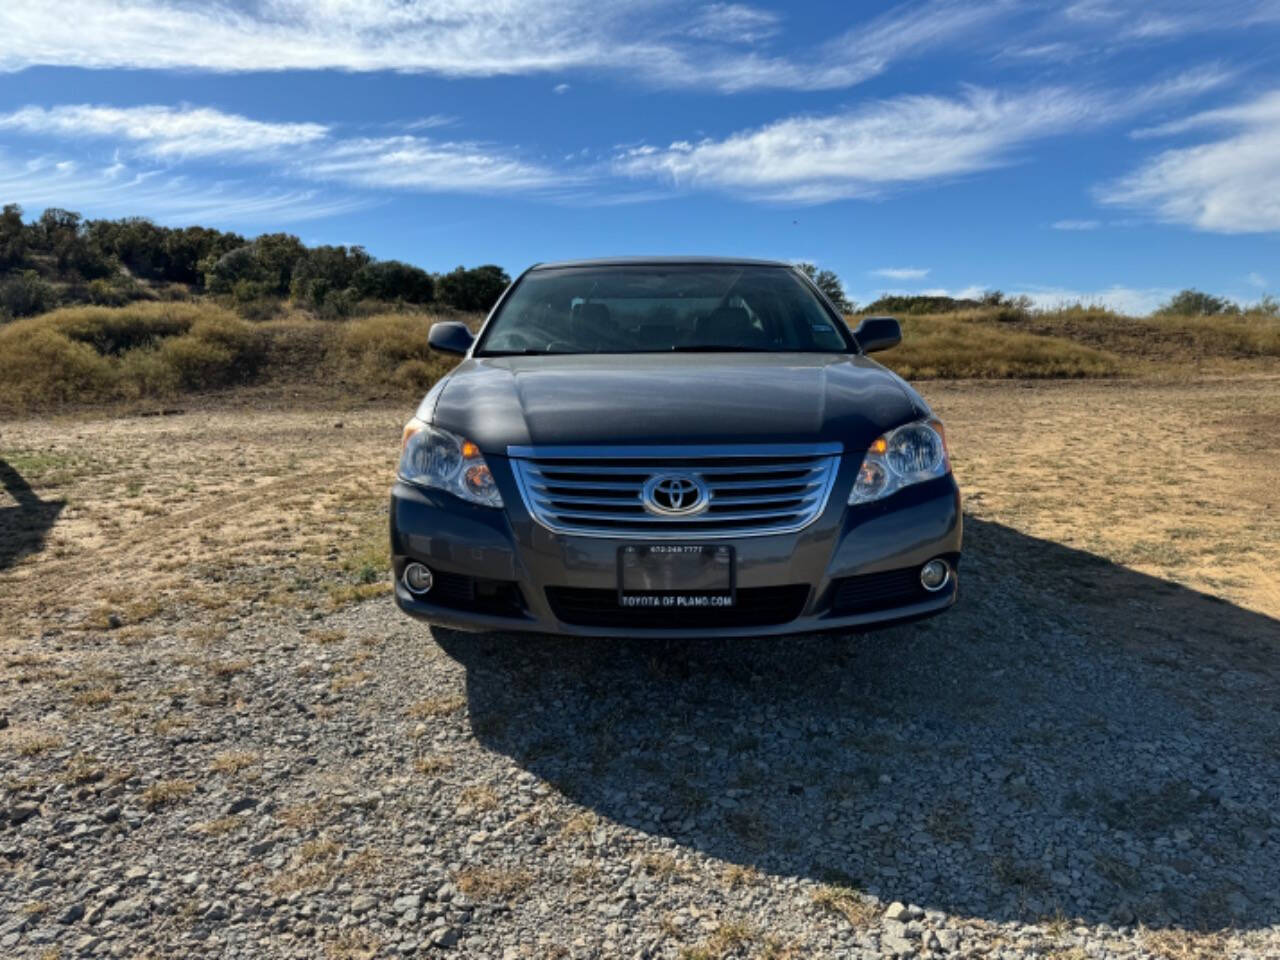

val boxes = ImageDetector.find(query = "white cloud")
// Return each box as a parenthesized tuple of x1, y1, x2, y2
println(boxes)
(0, 104, 328, 159)
(1012, 285, 1174, 314)
(615, 67, 1229, 202)
(299, 136, 568, 194)
(0, 152, 365, 224)
(685, 3, 780, 44)
(1100, 89, 1280, 233)
(0, 0, 1012, 93)
(615, 86, 1102, 203)
(1052, 219, 1101, 230)
(553, 84, 571, 95)
(0, 103, 570, 199)
(872, 267, 930, 279)
(1247, 271, 1269, 288)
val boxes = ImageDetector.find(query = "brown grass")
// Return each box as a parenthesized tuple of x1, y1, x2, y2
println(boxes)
(141, 778, 195, 809)
(455, 866, 534, 901)
(811, 884, 878, 928)
(0, 300, 471, 413)
(406, 694, 466, 718)
(12, 732, 65, 756)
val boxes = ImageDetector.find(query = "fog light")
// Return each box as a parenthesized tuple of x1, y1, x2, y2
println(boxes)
(402, 562, 434, 595)
(920, 559, 950, 592)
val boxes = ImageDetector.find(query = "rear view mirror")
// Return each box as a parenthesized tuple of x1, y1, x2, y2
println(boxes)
(428, 321, 475, 356)
(852, 316, 902, 353)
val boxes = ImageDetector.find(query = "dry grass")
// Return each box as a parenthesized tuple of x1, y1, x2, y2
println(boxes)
(1139, 927, 1230, 960)
(12, 733, 65, 756)
(72, 685, 115, 708)
(192, 815, 242, 836)
(677, 919, 758, 960)
(141, 778, 195, 809)
(458, 784, 499, 812)
(811, 883, 879, 929)
(210, 750, 260, 775)
(206, 658, 251, 678)
(881, 312, 1123, 379)
(406, 694, 466, 718)
(0, 300, 469, 413)
(455, 866, 534, 901)
(414, 753, 452, 775)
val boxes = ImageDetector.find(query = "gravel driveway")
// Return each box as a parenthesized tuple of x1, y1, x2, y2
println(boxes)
(2, 383, 1279, 958)
(3, 515, 1279, 958)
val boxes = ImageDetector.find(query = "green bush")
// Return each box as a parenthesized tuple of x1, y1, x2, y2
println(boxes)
(0, 270, 56, 318)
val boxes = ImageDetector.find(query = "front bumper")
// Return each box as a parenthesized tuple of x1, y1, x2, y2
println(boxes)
(389, 454, 961, 638)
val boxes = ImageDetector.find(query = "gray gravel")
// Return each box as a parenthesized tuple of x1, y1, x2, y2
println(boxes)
(3, 517, 1280, 958)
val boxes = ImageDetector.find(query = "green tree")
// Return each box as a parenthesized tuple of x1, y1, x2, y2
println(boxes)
(1157, 289, 1240, 316)
(436, 264, 511, 313)
(35, 208, 113, 279)
(796, 262, 853, 314)
(250, 233, 307, 296)
(353, 259, 435, 303)
(0, 203, 27, 270)
(289, 244, 373, 307)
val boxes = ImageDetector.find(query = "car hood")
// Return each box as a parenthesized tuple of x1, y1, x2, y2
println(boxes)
(426, 353, 925, 454)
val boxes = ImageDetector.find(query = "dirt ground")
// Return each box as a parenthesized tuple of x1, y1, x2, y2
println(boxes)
(2, 376, 1279, 959)
(3, 375, 1277, 638)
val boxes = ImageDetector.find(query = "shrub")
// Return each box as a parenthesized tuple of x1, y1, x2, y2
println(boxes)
(1156, 289, 1240, 317)
(340, 313, 455, 388)
(0, 323, 113, 406)
(0, 270, 56, 318)
(49, 303, 196, 354)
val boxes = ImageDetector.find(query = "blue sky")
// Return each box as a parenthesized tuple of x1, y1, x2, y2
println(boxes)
(1, 1, 1278, 313)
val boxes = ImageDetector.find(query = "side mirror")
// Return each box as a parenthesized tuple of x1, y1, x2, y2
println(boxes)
(852, 316, 901, 354)
(428, 321, 475, 356)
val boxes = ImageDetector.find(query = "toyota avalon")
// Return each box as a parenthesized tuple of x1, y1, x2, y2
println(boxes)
(390, 258, 961, 637)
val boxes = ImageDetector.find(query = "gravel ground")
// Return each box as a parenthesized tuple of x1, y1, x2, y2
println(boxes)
(2, 382, 1279, 959)
(3, 515, 1279, 959)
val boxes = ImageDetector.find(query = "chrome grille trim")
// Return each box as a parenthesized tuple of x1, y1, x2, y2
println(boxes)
(507, 443, 842, 538)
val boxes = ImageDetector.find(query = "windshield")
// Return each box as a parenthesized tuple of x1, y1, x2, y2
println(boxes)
(475, 264, 852, 356)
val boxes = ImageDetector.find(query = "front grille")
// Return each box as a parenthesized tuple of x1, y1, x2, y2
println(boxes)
(508, 443, 841, 538)
(829, 568, 929, 615)
(546, 585, 811, 629)
(425, 569, 527, 618)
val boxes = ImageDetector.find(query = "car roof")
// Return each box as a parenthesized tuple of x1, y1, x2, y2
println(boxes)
(527, 256, 795, 271)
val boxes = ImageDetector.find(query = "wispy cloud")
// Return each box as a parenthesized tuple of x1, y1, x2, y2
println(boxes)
(299, 136, 568, 194)
(0, 103, 572, 200)
(615, 67, 1230, 203)
(0, 0, 1031, 94)
(0, 152, 365, 225)
(1052, 219, 1101, 230)
(872, 267, 930, 279)
(684, 3, 781, 44)
(0, 104, 328, 159)
(1100, 89, 1280, 232)
(1247, 271, 1268, 288)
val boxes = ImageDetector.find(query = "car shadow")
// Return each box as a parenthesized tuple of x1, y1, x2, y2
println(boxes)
(434, 516, 1280, 931)
(0, 458, 66, 571)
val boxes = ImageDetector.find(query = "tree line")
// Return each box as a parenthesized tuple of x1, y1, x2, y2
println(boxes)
(0, 204, 511, 320)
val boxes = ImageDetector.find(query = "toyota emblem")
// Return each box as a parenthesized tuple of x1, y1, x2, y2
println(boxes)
(641, 473, 710, 517)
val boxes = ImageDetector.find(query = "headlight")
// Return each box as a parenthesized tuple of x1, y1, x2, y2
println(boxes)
(399, 419, 503, 508)
(849, 419, 949, 505)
